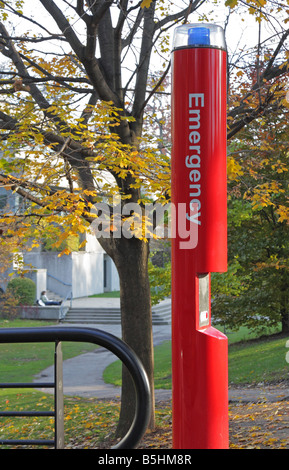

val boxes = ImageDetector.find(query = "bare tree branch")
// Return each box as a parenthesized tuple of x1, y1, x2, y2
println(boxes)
(228, 26, 289, 139)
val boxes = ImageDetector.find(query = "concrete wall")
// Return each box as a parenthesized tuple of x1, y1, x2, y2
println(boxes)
(84, 231, 105, 253)
(72, 251, 104, 297)
(104, 254, 119, 292)
(25, 269, 47, 301)
(19, 305, 68, 321)
(4, 238, 119, 300)
(24, 252, 73, 298)
(0, 189, 120, 298)
(111, 259, 119, 291)
(23, 248, 115, 298)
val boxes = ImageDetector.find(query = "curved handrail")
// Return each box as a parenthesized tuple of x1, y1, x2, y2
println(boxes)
(60, 290, 73, 318)
(0, 326, 151, 449)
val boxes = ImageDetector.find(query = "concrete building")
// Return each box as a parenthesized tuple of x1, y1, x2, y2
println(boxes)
(22, 232, 119, 300)
(0, 187, 119, 299)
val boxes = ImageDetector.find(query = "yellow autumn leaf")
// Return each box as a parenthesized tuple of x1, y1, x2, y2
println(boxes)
(141, 0, 152, 8)
(225, 0, 238, 8)
(276, 205, 289, 223)
(227, 156, 244, 180)
(58, 247, 71, 257)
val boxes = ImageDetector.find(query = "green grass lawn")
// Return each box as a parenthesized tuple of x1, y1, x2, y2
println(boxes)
(0, 388, 121, 448)
(0, 318, 289, 448)
(0, 318, 118, 448)
(0, 318, 97, 382)
(89, 291, 120, 298)
(103, 325, 289, 388)
(228, 334, 289, 384)
(1, 318, 288, 389)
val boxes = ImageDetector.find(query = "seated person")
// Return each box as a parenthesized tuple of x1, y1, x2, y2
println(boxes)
(40, 290, 62, 306)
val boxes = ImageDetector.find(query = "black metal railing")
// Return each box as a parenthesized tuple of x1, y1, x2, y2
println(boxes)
(0, 327, 151, 449)
(0, 339, 64, 448)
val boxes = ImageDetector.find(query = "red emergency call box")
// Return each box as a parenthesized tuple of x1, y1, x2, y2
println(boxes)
(171, 24, 229, 449)
(171, 24, 227, 273)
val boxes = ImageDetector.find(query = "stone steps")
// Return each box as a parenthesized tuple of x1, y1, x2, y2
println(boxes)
(61, 301, 171, 325)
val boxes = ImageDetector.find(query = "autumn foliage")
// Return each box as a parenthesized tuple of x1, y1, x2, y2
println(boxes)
(0, 0, 288, 434)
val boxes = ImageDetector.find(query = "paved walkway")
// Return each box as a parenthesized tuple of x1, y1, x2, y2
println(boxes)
(34, 296, 289, 403)
(34, 321, 172, 401)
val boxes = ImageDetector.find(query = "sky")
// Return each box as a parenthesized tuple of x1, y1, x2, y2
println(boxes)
(17, 1, 284, 58)
(2, 1, 287, 95)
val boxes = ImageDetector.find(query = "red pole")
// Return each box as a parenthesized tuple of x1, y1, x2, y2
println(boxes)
(171, 24, 229, 449)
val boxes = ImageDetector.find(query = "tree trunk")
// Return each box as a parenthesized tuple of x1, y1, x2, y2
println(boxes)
(100, 235, 155, 438)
